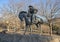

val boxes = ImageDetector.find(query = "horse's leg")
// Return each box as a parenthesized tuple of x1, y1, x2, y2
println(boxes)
(36, 23, 42, 35)
(35, 23, 39, 30)
(29, 25, 32, 35)
(35, 24, 39, 28)
(39, 24, 42, 35)
(24, 26, 28, 35)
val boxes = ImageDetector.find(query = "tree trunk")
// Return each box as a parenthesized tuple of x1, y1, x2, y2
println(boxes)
(50, 23, 53, 36)
(40, 25, 42, 35)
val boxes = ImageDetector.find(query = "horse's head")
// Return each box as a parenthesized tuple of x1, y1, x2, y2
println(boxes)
(18, 11, 27, 21)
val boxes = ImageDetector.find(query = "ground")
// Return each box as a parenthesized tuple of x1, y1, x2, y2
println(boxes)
(0, 18, 60, 42)
(0, 32, 60, 42)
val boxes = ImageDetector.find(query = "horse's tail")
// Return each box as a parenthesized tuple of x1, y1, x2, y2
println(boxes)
(19, 11, 27, 14)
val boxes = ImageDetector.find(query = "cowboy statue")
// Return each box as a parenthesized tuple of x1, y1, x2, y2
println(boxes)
(27, 5, 38, 23)
(18, 5, 48, 35)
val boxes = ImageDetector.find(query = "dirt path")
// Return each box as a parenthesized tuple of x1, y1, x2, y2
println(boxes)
(0, 33, 60, 42)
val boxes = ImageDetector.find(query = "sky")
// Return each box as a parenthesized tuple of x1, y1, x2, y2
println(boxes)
(0, 0, 46, 8)
(0, 0, 8, 17)
(0, 0, 41, 14)
(0, 0, 60, 18)
(0, 0, 8, 7)
(0, 0, 40, 7)
(0, 0, 40, 17)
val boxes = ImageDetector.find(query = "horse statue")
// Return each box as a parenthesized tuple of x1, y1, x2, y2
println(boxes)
(18, 11, 48, 35)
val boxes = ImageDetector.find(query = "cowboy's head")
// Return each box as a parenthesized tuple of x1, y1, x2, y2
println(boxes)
(29, 5, 33, 9)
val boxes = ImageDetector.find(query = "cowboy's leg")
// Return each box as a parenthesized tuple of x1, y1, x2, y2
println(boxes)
(31, 14, 33, 23)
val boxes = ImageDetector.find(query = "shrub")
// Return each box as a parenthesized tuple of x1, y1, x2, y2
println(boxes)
(52, 25, 59, 31)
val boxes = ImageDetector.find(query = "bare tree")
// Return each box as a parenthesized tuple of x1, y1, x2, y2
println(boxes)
(0, 0, 26, 32)
(0, 0, 60, 35)
(38, 0, 60, 35)
(0, 0, 25, 16)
